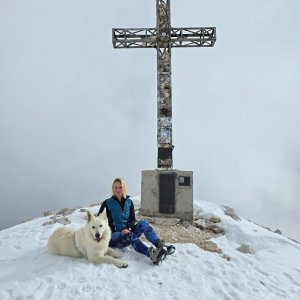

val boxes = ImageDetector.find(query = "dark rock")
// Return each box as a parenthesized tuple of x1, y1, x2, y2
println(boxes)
(44, 211, 56, 217)
(222, 254, 231, 261)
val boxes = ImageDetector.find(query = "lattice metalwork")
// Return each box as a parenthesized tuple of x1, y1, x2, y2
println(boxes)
(113, 29, 157, 48)
(170, 28, 216, 47)
(112, 27, 216, 49)
(112, 0, 216, 168)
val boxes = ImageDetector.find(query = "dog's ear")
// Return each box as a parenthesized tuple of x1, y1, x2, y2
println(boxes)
(87, 210, 94, 223)
(100, 207, 108, 220)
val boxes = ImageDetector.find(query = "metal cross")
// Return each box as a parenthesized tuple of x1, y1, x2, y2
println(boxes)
(112, 0, 216, 169)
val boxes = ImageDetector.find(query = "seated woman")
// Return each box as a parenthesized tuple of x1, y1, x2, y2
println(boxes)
(97, 178, 175, 265)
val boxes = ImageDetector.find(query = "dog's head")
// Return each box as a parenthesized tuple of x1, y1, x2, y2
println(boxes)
(86, 209, 108, 243)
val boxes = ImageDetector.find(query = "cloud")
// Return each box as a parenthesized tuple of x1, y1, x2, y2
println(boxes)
(0, 0, 299, 240)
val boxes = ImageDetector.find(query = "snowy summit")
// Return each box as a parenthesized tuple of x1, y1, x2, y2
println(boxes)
(0, 198, 299, 300)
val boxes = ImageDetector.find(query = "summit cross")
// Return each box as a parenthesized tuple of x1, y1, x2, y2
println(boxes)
(112, 0, 216, 168)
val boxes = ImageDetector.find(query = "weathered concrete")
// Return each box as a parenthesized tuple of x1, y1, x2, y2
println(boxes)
(141, 169, 193, 221)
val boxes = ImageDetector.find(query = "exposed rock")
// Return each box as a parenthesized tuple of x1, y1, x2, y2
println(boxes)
(182, 221, 191, 228)
(137, 211, 229, 260)
(275, 229, 282, 235)
(208, 216, 221, 223)
(206, 224, 225, 235)
(56, 217, 70, 225)
(143, 217, 180, 226)
(222, 254, 231, 261)
(42, 219, 57, 226)
(57, 208, 75, 216)
(198, 240, 223, 254)
(193, 214, 201, 221)
(44, 211, 56, 217)
(193, 209, 203, 220)
(193, 218, 206, 229)
(236, 244, 256, 254)
(222, 205, 241, 221)
(193, 218, 225, 234)
(263, 226, 272, 232)
(42, 216, 70, 226)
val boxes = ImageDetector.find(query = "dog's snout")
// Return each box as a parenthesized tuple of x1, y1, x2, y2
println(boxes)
(95, 233, 100, 238)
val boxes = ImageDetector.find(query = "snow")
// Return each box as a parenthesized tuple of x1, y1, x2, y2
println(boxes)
(0, 199, 300, 300)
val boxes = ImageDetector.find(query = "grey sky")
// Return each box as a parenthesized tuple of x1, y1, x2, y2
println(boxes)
(0, 0, 299, 240)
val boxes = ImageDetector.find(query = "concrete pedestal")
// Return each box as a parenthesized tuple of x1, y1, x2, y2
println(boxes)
(141, 170, 193, 221)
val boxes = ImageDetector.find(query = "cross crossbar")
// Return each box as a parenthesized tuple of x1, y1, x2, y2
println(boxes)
(113, 27, 216, 49)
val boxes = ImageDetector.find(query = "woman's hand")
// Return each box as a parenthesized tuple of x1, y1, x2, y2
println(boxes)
(121, 229, 131, 235)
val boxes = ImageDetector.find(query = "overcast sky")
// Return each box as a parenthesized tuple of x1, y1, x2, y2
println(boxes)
(0, 0, 299, 240)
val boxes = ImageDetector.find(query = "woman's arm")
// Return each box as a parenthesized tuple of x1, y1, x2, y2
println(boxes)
(97, 201, 106, 216)
(98, 200, 115, 232)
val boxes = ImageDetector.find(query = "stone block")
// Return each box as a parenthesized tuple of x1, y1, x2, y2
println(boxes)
(141, 169, 193, 221)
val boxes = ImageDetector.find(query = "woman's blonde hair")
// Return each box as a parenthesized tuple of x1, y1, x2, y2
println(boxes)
(112, 178, 127, 199)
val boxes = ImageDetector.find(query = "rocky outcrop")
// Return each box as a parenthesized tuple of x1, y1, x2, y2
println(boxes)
(135, 210, 229, 259)
(42, 208, 74, 226)
(236, 244, 256, 255)
(221, 205, 241, 221)
(42, 216, 70, 226)
(57, 208, 75, 216)
(275, 229, 282, 235)
(44, 211, 56, 217)
(142, 216, 180, 226)
(193, 216, 225, 235)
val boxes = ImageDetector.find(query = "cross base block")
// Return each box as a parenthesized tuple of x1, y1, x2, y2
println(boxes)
(141, 169, 193, 221)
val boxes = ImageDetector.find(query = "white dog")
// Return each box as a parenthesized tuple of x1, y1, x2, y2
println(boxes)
(47, 208, 128, 268)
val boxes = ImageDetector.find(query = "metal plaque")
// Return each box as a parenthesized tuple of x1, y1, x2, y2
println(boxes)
(159, 173, 175, 214)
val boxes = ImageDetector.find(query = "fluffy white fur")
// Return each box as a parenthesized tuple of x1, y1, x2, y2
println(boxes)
(47, 209, 128, 268)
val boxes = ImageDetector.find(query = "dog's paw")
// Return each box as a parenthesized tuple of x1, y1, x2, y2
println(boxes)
(121, 262, 128, 268)
(116, 260, 128, 268)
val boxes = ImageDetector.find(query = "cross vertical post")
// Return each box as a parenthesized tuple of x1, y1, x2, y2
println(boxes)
(157, 0, 173, 169)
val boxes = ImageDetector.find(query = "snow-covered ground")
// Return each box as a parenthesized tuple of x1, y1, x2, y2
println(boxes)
(0, 198, 299, 300)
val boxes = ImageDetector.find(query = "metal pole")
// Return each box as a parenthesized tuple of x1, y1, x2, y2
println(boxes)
(157, 0, 173, 169)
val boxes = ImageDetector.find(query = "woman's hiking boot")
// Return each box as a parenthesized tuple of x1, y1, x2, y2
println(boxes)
(156, 240, 176, 255)
(149, 240, 176, 265)
(148, 246, 167, 265)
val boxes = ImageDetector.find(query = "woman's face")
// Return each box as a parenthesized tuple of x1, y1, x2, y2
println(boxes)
(113, 181, 123, 198)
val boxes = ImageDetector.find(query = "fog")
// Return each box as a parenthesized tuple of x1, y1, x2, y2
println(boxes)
(0, 0, 299, 240)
